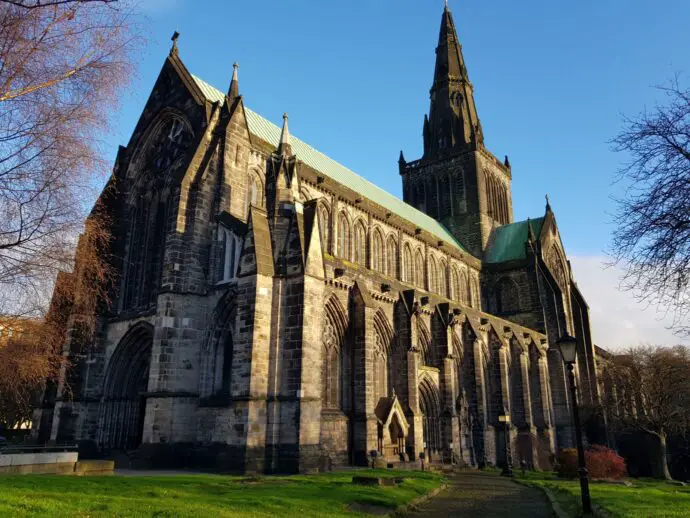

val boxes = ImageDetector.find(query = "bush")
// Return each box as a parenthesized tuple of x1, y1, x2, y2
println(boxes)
(556, 445, 627, 480)
(587, 445, 627, 479)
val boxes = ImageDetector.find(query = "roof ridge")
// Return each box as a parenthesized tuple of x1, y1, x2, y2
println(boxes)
(190, 74, 468, 254)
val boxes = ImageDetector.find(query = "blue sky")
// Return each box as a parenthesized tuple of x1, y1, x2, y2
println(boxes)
(110, 1, 690, 346)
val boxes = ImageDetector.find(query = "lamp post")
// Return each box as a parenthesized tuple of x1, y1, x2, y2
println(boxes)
(556, 334, 592, 514)
(498, 412, 513, 477)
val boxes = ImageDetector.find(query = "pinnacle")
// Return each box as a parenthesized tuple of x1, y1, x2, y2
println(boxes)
(228, 62, 239, 98)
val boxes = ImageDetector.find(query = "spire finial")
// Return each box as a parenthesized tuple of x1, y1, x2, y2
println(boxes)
(445, 0, 449, 10)
(399, 150, 406, 164)
(228, 62, 240, 98)
(545, 194, 552, 211)
(170, 31, 180, 56)
(278, 112, 292, 155)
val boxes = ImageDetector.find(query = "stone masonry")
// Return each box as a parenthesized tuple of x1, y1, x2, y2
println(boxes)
(33, 6, 602, 473)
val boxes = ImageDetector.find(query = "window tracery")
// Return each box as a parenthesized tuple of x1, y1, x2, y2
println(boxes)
(337, 213, 351, 261)
(354, 221, 367, 266)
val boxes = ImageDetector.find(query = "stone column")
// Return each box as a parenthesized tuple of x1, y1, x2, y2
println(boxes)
(351, 281, 379, 466)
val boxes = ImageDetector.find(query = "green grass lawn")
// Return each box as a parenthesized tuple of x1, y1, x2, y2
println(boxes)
(516, 471, 690, 518)
(0, 469, 443, 517)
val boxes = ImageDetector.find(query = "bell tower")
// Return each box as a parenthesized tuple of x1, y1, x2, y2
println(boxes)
(400, 4, 513, 256)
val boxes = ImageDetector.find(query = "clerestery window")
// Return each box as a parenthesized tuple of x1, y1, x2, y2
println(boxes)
(218, 226, 241, 283)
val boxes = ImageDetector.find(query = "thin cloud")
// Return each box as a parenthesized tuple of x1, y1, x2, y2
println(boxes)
(570, 256, 689, 350)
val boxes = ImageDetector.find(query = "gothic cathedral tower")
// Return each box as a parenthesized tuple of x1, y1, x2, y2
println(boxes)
(400, 5, 513, 256)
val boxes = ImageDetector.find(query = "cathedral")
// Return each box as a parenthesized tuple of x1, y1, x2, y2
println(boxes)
(34, 5, 602, 473)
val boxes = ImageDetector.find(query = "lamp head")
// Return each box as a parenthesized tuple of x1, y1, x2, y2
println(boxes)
(556, 334, 578, 364)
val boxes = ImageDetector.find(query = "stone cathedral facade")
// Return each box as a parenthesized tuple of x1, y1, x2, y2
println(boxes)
(34, 6, 601, 473)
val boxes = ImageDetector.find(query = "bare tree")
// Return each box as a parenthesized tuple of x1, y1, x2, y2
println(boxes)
(0, 0, 137, 319)
(602, 345, 690, 480)
(611, 79, 690, 338)
(0, 1, 116, 9)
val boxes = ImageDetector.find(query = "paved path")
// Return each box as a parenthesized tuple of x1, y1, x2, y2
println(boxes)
(408, 470, 554, 518)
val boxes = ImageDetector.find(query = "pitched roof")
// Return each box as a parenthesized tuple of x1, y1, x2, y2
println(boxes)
(191, 74, 468, 254)
(484, 217, 544, 264)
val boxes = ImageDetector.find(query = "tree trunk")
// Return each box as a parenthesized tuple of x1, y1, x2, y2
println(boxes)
(658, 433, 672, 480)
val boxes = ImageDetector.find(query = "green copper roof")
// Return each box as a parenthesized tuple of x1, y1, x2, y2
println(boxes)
(191, 74, 468, 254)
(485, 217, 544, 264)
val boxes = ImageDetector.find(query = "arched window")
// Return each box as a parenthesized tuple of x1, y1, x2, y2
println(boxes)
(323, 322, 341, 409)
(496, 278, 520, 313)
(218, 226, 241, 283)
(415, 249, 425, 289)
(485, 176, 493, 218)
(337, 213, 351, 261)
(470, 276, 480, 309)
(372, 228, 384, 273)
(247, 172, 264, 212)
(403, 244, 413, 283)
(354, 220, 367, 266)
(439, 260, 447, 297)
(323, 297, 350, 412)
(386, 235, 398, 278)
(428, 255, 438, 294)
(450, 267, 460, 301)
(460, 270, 470, 305)
(317, 204, 330, 253)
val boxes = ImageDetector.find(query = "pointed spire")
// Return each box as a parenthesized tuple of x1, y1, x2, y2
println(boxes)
(228, 62, 239, 98)
(545, 194, 552, 212)
(399, 150, 406, 164)
(425, 5, 482, 158)
(423, 114, 431, 153)
(170, 31, 180, 57)
(278, 112, 292, 156)
(504, 155, 511, 168)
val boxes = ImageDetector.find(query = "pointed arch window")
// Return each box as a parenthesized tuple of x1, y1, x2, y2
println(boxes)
(247, 171, 264, 215)
(218, 226, 241, 283)
(337, 213, 351, 261)
(460, 270, 470, 305)
(354, 220, 367, 266)
(415, 250, 425, 289)
(372, 228, 384, 273)
(450, 267, 460, 301)
(428, 255, 438, 294)
(439, 261, 447, 297)
(386, 235, 398, 279)
(470, 276, 480, 309)
(317, 203, 330, 253)
(402, 244, 413, 283)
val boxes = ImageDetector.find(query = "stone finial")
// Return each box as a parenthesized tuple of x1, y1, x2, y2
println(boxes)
(545, 194, 552, 212)
(170, 31, 180, 56)
(504, 155, 510, 168)
(228, 62, 239, 98)
(398, 150, 406, 164)
(278, 112, 292, 156)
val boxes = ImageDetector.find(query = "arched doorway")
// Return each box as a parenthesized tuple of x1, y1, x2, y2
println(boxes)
(419, 377, 442, 462)
(98, 322, 153, 450)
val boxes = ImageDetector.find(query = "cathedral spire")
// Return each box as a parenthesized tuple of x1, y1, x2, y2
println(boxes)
(424, 4, 482, 158)
(228, 62, 239, 99)
(278, 112, 292, 156)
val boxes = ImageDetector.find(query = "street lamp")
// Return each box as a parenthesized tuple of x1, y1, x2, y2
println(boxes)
(556, 333, 592, 514)
(498, 412, 513, 477)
